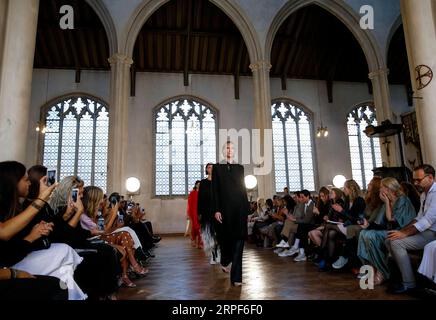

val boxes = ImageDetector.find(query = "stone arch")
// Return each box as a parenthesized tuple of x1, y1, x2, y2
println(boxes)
(84, 0, 118, 56)
(124, 0, 262, 62)
(265, 0, 385, 72)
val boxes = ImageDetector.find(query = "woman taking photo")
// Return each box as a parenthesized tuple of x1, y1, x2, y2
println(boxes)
(80, 186, 148, 288)
(0, 161, 87, 300)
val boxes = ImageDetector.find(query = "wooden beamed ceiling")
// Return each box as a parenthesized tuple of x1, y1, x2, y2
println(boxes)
(34, 1, 410, 90)
(387, 25, 411, 86)
(34, 0, 110, 70)
(133, 0, 250, 77)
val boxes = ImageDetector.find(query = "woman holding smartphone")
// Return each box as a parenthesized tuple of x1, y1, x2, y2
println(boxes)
(80, 186, 148, 288)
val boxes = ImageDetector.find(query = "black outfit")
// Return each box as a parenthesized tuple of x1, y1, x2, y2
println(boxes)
(0, 275, 68, 300)
(211, 162, 250, 284)
(320, 197, 366, 264)
(198, 178, 219, 257)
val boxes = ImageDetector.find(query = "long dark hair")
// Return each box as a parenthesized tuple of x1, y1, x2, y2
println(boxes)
(27, 165, 47, 200)
(0, 161, 27, 221)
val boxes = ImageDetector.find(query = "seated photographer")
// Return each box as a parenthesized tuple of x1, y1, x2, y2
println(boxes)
(0, 161, 87, 300)
(80, 187, 148, 288)
(31, 172, 121, 300)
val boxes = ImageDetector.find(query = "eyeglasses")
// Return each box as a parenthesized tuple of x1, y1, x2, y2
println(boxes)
(413, 175, 429, 183)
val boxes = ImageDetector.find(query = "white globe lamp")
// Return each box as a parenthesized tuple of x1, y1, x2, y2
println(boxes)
(245, 175, 258, 190)
(333, 175, 347, 188)
(126, 177, 141, 194)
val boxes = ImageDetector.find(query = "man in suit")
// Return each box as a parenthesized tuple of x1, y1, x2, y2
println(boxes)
(212, 141, 250, 286)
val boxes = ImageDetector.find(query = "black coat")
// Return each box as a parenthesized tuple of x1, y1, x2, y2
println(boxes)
(198, 178, 213, 229)
(211, 163, 250, 241)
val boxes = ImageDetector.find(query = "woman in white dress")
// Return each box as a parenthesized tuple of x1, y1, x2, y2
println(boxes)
(0, 161, 87, 300)
(418, 240, 436, 283)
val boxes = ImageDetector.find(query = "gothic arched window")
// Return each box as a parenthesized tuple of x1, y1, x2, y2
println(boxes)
(272, 100, 316, 192)
(41, 96, 109, 191)
(155, 97, 217, 196)
(347, 103, 382, 188)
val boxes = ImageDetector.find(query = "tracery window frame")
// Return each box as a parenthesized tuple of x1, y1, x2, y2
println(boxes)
(153, 96, 218, 198)
(347, 102, 382, 189)
(38, 93, 110, 191)
(271, 98, 317, 193)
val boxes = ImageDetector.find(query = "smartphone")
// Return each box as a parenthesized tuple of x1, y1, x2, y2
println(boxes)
(47, 169, 57, 186)
(118, 213, 124, 224)
(71, 188, 79, 202)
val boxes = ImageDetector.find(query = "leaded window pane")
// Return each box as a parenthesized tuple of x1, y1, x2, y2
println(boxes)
(155, 98, 217, 196)
(272, 101, 316, 192)
(42, 96, 109, 192)
(347, 103, 382, 189)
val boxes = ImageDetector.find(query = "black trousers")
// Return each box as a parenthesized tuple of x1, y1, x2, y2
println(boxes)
(220, 239, 244, 283)
(0, 275, 68, 300)
(74, 243, 121, 300)
(129, 223, 154, 250)
(296, 223, 317, 250)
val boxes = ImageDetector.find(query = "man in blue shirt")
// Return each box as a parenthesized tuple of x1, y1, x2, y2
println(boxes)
(386, 164, 436, 293)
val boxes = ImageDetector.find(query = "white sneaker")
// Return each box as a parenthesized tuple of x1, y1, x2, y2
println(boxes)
(278, 249, 295, 257)
(288, 247, 299, 256)
(294, 252, 307, 262)
(274, 248, 284, 254)
(332, 256, 348, 269)
(275, 240, 290, 248)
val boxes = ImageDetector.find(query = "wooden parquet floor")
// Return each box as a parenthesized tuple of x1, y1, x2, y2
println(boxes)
(117, 235, 413, 300)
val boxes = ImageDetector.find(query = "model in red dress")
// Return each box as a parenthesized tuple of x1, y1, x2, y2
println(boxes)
(187, 181, 202, 248)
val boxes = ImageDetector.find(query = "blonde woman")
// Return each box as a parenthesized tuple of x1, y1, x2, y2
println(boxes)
(80, 186, 148, 288)
(358, 177, 416, 284)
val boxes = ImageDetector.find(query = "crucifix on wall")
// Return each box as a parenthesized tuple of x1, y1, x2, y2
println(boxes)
(382, 138, 391, 158)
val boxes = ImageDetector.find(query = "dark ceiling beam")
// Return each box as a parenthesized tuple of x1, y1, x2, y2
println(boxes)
(130, 64, 136, 97)
(57, 30, 73, 67)
(200, 37, 209, 72)
(326, 80, 333, 103)
(37, 30, 53, 67)
(66, 31, 81, 69)
(75, 69, 81, 83)
(183, 0, 193, 86)
(280, 11, 309, 90)
(234, 38, 244, 100)
(367, 79, 373, 95)
(46, 28, 63, 67)
(77, 29, 90, 68)
(87, 31, 99, 68)
(406, 83, 413, 106)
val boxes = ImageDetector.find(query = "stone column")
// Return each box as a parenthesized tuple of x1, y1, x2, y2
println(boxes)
(368, 68, 400, 167)
(0, 0, 39, 163)
(107, 53, 133, 194)
(401, 0, 436, 165)
(249, 60, 274, 199)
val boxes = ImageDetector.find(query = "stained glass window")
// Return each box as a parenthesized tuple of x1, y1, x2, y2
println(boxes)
(272, 101, 315, 192)
(347, 103, 382, 189)
(42, 96, 109, 191)
(155, 98, 217, 196)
